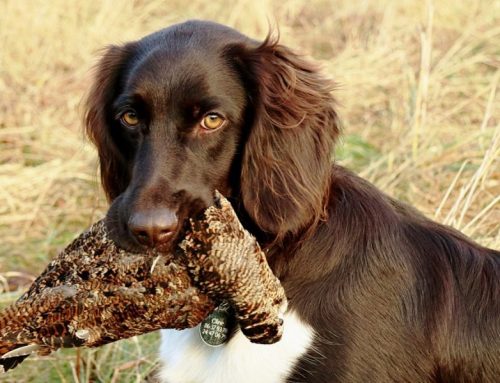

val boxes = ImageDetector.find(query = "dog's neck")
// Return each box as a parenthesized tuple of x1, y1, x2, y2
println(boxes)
(251, 164, 399, 280)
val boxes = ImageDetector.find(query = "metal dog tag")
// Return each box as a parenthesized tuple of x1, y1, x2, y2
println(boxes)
(199, 301, 234, 347)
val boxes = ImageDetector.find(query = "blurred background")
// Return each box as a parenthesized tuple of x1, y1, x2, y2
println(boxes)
(0, 0, 498, 381)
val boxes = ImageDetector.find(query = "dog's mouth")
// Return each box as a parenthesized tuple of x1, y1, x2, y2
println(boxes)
(104, 193, 218, 254)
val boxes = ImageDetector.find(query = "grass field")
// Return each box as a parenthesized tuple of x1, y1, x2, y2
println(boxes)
(0, 0, 499, 382)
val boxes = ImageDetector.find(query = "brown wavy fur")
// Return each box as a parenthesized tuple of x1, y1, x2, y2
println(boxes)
(232, 35, 340, 238)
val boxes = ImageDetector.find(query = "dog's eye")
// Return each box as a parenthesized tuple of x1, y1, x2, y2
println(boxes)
(120, 111, 140, 127)
(201, 113, 226, 130)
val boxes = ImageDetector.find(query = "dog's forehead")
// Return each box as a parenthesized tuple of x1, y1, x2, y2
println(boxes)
(123, 43, 245, 117)
(126, 48, 216, 92)
(124, 20, 252, 92)
(131, 53, 239, 112)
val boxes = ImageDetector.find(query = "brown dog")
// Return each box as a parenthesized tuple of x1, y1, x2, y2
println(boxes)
(85, 20, 500, 383)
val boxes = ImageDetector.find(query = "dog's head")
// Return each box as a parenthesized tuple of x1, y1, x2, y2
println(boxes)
(85, 20, 339, 252)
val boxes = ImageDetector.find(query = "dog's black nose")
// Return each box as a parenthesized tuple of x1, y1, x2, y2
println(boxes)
(128, 209, 178, 247)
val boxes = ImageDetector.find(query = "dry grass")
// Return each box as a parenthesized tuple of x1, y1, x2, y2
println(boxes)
(0, 0, 498, 382)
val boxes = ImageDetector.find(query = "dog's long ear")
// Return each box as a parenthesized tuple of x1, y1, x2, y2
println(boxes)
(228, 37, 341, 238)
(84, 44, 135, 201)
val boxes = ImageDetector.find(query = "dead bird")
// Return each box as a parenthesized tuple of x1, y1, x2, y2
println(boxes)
(0, 192, 286, 372)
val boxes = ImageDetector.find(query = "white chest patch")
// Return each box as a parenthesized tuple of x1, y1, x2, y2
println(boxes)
(158, 311, 315, 383)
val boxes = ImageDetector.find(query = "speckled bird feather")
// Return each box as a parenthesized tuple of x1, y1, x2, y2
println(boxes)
(0, 192, 286, 372)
